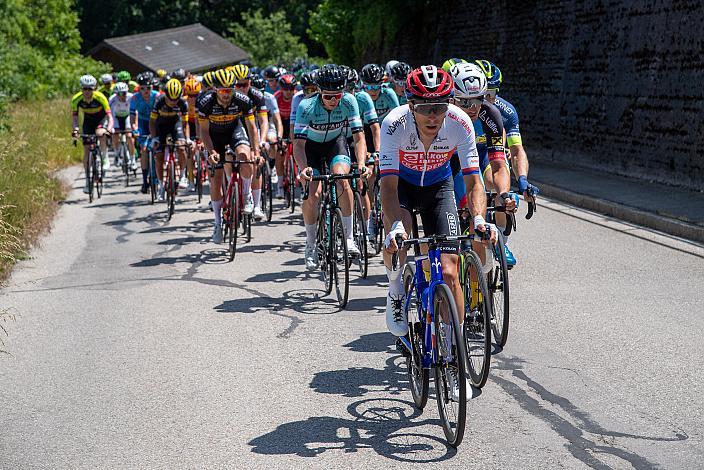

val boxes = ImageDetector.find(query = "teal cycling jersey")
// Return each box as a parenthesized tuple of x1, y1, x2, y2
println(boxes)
(373, 86, 400, 121)
(397, 93, 408, 106)
(294, 93, 363, 143)
(346, 91, 378, 138)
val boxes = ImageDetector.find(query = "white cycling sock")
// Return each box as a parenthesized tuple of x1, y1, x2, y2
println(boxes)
(212, 199, 222, 226)
(305, 224, 317, 245)
(386, 267, 403, 296)
(342, 215, 353, 241)
(243, 177, 252, 196)
(366, 217, 372, 232)
(252, 189, 261, 210)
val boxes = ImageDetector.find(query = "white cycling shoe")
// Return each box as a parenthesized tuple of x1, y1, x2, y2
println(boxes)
(305, 243, 319, 271)
(253, 207, 265, 221)
(346, 239, 360, 256)
(243, 193, 254, 214)
(386, 293, 408, 337)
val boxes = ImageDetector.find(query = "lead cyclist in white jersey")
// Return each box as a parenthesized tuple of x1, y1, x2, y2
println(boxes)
(109, 82, 137, 170)
(380, 66, 495, 337)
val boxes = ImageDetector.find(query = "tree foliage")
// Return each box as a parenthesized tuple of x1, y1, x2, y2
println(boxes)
(227, 9, 308, 66)
(0, 0, 109, 125)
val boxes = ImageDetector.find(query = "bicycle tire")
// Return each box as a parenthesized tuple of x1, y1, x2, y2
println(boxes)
(196, 151, 203, 204)
(245, 214, 252, 242)
(149, 150, 156, 205)
(489, 233, 510, 347)
(121, 144, 129, 187)
(167, 160, 175, 220)
(352, 192, 368, 278)
(288, 155, 296, 213)
(263, 163, 273, 222)
(403, 263, 428, 409)
(87, 151, 95, 203)
(433, 283, 467, 447)
(331, 207, 349, 308)
(317, 198, 333, 296)
(94, 150, 103, 199)
(227, 180, 238, 262)
(373, 180, 384, 254)
(462, 249, 492, 388)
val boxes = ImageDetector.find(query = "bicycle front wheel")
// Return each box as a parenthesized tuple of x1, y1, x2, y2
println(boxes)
(261, 162, 273, 222)
(331, 207, 349, 308)
(195, 152, 203, 204)
(403, 263, 428, 409)
(462, 249, 492, 388)
(317, 201, 333, 296)
(227, 180, 238, 262)
(87, 152, 95, 203)
(433, 283, 467, 448)
(489, 233, 510, 347)
(94, 151, 103, 199)
(166, 161, 175, 220)
(288, 156, 296, 213)
(352, 192, 368, 278)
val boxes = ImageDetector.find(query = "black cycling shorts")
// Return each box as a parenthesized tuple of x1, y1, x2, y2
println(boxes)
(188, 120, 197, 140)
(282, 118, 291, 140)
(305, 134, 351, 175)
(81, 114, 107, 137)
(210, 123, 249, 169)
(398, 176, 460, 254)
(155, 119, 185, 151)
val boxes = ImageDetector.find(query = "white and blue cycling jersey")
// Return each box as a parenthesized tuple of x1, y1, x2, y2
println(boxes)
(289, 90, 306, 128)
(380, 104, 479, 187)
(294, 93, 363, 143)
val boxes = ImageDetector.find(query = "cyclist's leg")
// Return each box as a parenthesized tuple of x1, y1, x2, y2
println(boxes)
(173, 121, 188, 186)
(96, 126, 109, 168)
(154, 124, 168, 184)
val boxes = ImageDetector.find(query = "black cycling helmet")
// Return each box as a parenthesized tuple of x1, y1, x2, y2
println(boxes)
(390, 61, 412, 82)
(299, 71, 317, 87)
(250, 75, 266, 91)
(250, 66, 261, 77)
(151, 77, 161, 88)
(137, 73, 152, 86)
(360, 63, 385, 85)
(316, 65, 346, 91)
(346, 68, 359, 91)
(172, 68, 187, 82)
(262, 65, 281, 80)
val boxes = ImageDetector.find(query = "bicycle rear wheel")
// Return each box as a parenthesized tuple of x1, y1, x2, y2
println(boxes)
(317, 201, 333, 296)
(149, 150, 156, 204)
(196, 151, 203, 204)
(433, 283, 467, 448)
(331, 207, 349, 308)
(489, 233, 510, 347)
(403, 264, 428, 409)
(264, 163, 273, 222)
(121, 144, 129, 187)
(288, 155, 296, 213)
(227, 180, 239, 261)
(462, 249, 492, 388)
(352, 192, 368, 278)
(87, 152, 95, 203)
(373, 181, 384, 254)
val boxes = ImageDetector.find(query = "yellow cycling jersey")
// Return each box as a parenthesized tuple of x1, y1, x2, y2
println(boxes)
(71, 90, 111, 116)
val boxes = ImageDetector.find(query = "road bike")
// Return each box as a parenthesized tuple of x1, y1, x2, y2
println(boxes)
(258, 147, 274, 223)
(281, 139, 299, 213)
(162, 140, 187, 220)
(350, 166, 368, 279)
(115, 130, 136, 187)
(219, 149, 257, 262)
(75, 134, 104, 203)
(366, 155, 384, 255)
(393, 233, 469, 447)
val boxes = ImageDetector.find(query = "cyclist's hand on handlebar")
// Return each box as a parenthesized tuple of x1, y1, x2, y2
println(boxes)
(71, 128, 79, 138)
(357, 165, 371, 179)
(473, 216, 497, 245)
(384, 221, 407, 254)
(208, 151, 220, 165)
(299, 167, 313, 182)
(500, 192, 518, 213)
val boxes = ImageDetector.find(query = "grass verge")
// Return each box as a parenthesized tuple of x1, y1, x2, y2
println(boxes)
(0, 98, 81, 280)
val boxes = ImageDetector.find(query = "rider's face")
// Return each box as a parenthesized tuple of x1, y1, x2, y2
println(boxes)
(410, 102, 448, 136)
(139, 86, 151, 99)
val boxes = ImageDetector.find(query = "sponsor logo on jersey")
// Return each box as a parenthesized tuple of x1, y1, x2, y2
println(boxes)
(490, 136, 503, 148)
(209, 114, 239, 123)
(447, 111, 472, 135)
(311, 121, 344, 131)
(386, 114, 407, 135)
(446, 212, 458, 236)
(479, 109, 499, 134)
(399, 150, 452, 172)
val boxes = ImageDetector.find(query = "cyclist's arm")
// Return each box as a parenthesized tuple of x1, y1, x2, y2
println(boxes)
(344, 96, 366, 169)
(352, 129, 367, 168)
(510, 144, 529, 180)
(371, 123, 381, 153)
(380, 175, 404, 224)
(465, 173, 486, 218)
(244, 114, 260, 157)
(293, 138, 307, 172)
(379, 112, 403, 222)
(272, 111, 283, 140)
(199, 118, 214, 152)
(292, 99, 311, 170)
(483, 105, 511, 196)
(149, 115, 157, 141)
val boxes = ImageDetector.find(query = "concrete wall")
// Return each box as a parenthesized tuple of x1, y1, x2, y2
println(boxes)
(383, 0, 704, 190)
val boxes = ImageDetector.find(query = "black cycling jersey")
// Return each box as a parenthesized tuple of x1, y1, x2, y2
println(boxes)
(197, 90, 255, 134)
(150, 94, 188, 125)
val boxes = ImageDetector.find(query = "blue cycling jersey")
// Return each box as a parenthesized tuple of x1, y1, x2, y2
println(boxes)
(494, 96, 522, 146)
(294, 93, 363, 143)
(372, 87, 400, 121)
(356, 91, 379, 126)
(130, 91, 158, 132)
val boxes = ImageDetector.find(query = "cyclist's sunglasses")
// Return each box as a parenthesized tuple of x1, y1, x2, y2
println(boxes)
(117, 91, 127, 96)
(412, 102, 450, 116)
(217, 86, 234, 94)
(485, 89, 498, 99)
(321, 92, 343, 101)
(393, 79, 406, 87)
(235, 80, 250, 88)
(139, 85, 151, 91)
(82, 87, 95, 91)
(363, 84, 382, 91)
(455, 97, 484, 109)
(280, 84, 296, 91)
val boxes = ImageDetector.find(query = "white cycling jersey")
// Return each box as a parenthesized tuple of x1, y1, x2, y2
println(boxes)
(109, 93, 133, 119)
(379, 104, 479, 187)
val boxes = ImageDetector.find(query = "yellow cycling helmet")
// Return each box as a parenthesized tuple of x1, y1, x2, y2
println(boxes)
(202, 71, 215, 88)
(165, 78, 183, 99)
(213, 68, 235, 88)
(184, 77, 201, 96)
(231, 64, 251, 81)
(156, 69, 167, 78)
(442, 58, 467, 73)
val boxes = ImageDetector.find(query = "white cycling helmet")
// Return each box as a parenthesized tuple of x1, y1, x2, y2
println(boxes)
(80, 74, 97, 88)
(114, 82, 129, 93)
(385, 60, 399, 77)
(100, 73, 113, 84)
(449, 63, 487, 99)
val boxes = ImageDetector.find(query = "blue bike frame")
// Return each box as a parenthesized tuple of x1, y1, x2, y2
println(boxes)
(398, 243, 447, 369)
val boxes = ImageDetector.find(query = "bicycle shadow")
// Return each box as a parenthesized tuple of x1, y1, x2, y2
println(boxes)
(214, 287, 340, 316)
(250, 333, 455, 462)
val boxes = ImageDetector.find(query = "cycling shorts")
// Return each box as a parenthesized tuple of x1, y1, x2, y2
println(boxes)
(81, 115, 108, 136)
(188, 121, 197, 140)
(210, 123, 249, 169)
(282, 118, 290, 140)
(113, 115, 130, 131)
(398, 176, 460, 254)
(305, 134, 351, 175)
(155, 120, 185, 151)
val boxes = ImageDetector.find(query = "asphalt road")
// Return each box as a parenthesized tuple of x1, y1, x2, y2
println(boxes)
(1, 166, 702, 469)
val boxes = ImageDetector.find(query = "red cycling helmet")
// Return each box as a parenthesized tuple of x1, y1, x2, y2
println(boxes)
(278, 74, 298, 89)
(405, 66, 454, 100)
